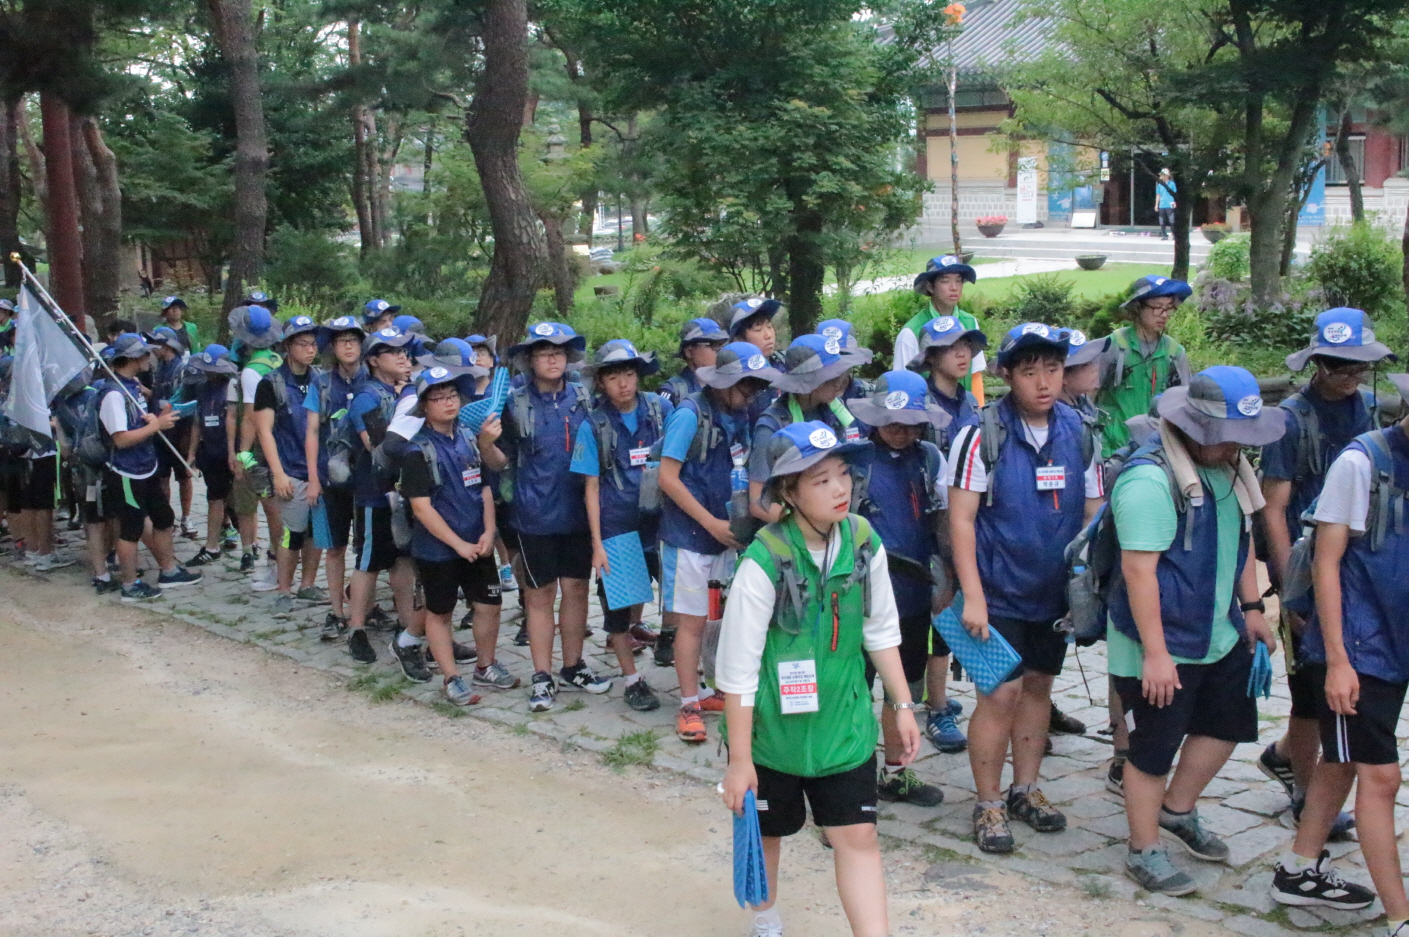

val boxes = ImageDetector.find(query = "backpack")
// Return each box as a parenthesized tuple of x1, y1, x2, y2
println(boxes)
(407, 427, 483, 492)
(851, 440, 944, 520)
(586, 393, 668, 491)
(750, 515, 877, 635)
(976, 401, 1096, 507)
(1106, 328, 1186, 392)
(641, 390, 729, 515)
(499, 381, 591, 503)
(0, 410, 44, 458)
(74, 379, 138, 468)
(1279, 388, 1379, 484)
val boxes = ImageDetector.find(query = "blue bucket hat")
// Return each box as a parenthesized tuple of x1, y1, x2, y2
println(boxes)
(677, 317, 728, 357)
(912, 255, 977, 294)
(187, 343, 239, 376)
(362, 298, 401, 324)
(727, 297, 783, 337)
(772, 333, 855, 394)
(816, 318, 874, 366)
(908, 315, 989, 370)
(585, 338, 659, 377)
(995, 322, 1070, 369)
(763, 420, 871, 503)
(506, 322, 587, 370)
(148, 326, 184, 352)
(1057, 327, 1107, 368)
(694, 341, 782, 389)
(0, 298, 15, 314)
(317, 315, 367, 351)
(1121, 275, 1192, 311)
(1157, 365, 1287, 447)
(412, 364, 480, 415)
(392, 314, 426, 336)
(1285, 307, 1398, 371)
(846, 370, 951, 428)
(228, 304, 283, 349)
(282, 315, 319, 343)
(160, 295, 187, 311)
(362, 325, 415, 359)
(465, 334, 498, 363)
(109, 332, 158, 361)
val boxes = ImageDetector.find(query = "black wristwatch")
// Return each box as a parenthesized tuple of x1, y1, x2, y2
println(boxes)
(1240, 599, 1266, 614)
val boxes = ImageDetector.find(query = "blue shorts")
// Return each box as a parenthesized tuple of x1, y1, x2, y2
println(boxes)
(660, 543, 735, 617)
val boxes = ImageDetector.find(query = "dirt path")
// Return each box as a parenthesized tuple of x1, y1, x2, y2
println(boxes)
(0, 570, 1234, 937)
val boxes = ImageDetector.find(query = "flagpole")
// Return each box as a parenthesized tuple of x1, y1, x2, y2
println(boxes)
(9, 253, 196, 476)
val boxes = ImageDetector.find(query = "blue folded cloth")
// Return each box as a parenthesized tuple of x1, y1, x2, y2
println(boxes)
(932, 592, 1022, 695)
(458, 367, 510, 434)
(1247, 641, 1273, 699)
(734, 789, 770, 908)
(601, 532, 655, 610)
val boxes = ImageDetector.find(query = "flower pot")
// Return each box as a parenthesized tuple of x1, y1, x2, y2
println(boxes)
(977, 224, 1005, 238)
(1202, 228, 1228, 244)
(1075, 254, 1107, 271)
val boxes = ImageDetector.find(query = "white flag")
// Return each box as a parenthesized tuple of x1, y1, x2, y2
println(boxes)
(1, 287, 91, 437)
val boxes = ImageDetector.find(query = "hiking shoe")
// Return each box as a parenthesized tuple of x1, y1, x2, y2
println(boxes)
(186, 547, 221, 567)
(878, 767, 944, 807)
(1272, 850, 1374, 909)
(629, 623, 659, 646)
(239, 550, 256, 573)
(1105, 758, 1125, 795)
(1007, 787, 1066, 832)
(320, 613, 348, 641)
(1049, 704, 1086, 735)
(347, 628, 377, 663)
(1258, 742, 1297, 801)
(513, 623, 529, 646)
(295, 585, 328, 603)
(528, 671, 556, 712)
(653, 629, 676, 667)
(251, 564, 277, 592)
(559, 661, 612, 694)
(271, 592, 295, 615)
(120, 580, 163, 603)
(1126, 846, 1196, 896)
(498, 563, 517, 592)
(366, 605, 395, 631)
(443, 675, 481, 707)
(624, 678, 660, 711)
(1289, 797, 1356, 841)
(926, 710, 967, 753)
(1160, 807, 1228, 862)
(92, 577, 121, 595)
(157, 566, 202, 587)
(698, 692, 725, 712)
(33, 553, 75, 572)
(472, 661, 520, 689)
(972, 804, 1014, 854)
(677, 704, 707, 742)
(750, 911, 784, 937)
(389, 639, 431, 683)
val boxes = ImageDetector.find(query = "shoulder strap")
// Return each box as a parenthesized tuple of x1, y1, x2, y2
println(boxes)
(688, 392, 718, 463)
(1358, 429, 1405, 552)
(588, 407, 623, 489)
(414, 436, 441, 490)
(978, 402, 1005, 507)
(844, 515, 875, 618)
(754, 523, 808, 636)
(645, 393, 666, 436)
(1281, 392, 1321, 480)
(920, 441, 943, 514)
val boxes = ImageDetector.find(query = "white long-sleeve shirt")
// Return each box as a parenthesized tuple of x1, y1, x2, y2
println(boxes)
(715, 524, 901, 706)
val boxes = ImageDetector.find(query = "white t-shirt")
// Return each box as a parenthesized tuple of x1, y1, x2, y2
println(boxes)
(99, 387, 156, 479)
(714, 525, 901, 706)
(944, 423, 1104, 497)
(1312, 448, 1372, 533)
(225, 367, 263, 405)
(386, 394, 423, 441)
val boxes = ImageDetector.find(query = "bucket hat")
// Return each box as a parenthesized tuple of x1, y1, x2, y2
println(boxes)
(772, 334, 855, 395)
(362, 325, 415, 359)
(1285, 307, 1398, 372)
(228, 305, 283, 349)
(362, 298, 401, 325)
(392, 314, 426, 336)
(282, 315, 320, 343)
(907, 315, 989, 370)
(846, 370, 951, 428)
(676, 317, 728, 357)
(727, 297, 783, 337)
(465, 334, 499, 363)
(0, 298, 15, 314)
(317, 315, 367, 352)
(1121, 275, 1191, 311)
(762, 420, 871, 505)
(1057, 327, 1107, 368)
(160, 295, 187, 311)
(816, 318, 874, 366)
(108, 332, 158, 361)
(584, 338, 659, 377)
(412, 364, 480, 415)
(694, 341, 782, 389)
(1389, 373, 1409, 404)
(418, 337, 477, 369)
(995, 322, 1069, 369)
(1157, 365, 1287, 447)
(148, 326, 185, 352)
(506, 322, 587, 371)
(186, 343, 239, 376)
(911, 254, 977, 294)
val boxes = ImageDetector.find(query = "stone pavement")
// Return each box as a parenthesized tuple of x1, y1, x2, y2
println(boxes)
(13, 510, 1409, 937)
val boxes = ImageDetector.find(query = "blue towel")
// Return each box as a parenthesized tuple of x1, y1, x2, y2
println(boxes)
(458, 367, 510, 435)
(310, 496, 333, 551)
(601, 532, 655, 610)
(1247, 641, 1273, 699)
(932, 592, 1023, 695)
(733, 790, 770, 908)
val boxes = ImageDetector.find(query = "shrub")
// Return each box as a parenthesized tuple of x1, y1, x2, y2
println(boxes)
(1204, 233, 1250, 282)
(1195, 271, 1318, 355)
(264, 226, 360, 312)
(1008, 272, 1077, 326)
(1306, 223, 1403, 316)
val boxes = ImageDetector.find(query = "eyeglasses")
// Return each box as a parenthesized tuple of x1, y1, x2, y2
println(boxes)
(424, 392, 461, 405)
(1142, 301, 1178, 314)
(1321, 360, 1371, 376)
(532, 348, 567, 360)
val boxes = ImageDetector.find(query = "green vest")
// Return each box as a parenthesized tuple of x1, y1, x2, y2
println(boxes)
(730, 515, 880, 778)
(1096, 327, 1184, 456)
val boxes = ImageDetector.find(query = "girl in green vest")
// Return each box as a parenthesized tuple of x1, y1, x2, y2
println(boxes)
(719, 420, 919, 937)
(1095, 275, 1193, 455)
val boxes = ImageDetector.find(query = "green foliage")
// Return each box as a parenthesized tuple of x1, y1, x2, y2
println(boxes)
(1306, 223, 1403, 315)
(1008, 273, 1078, 326)
(601, 729, 659, 771)
(845, 288, 928, 373)
(1195, 275, 1319, 359)
(1205, 234, 1251, 282)
(264, 226, 359, 312)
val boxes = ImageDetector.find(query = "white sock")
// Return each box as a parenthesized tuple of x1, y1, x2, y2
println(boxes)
(698, 686, 716, 700)
(681, 694, 699, 706)
(754, 908, 781, 927)
(625, 672, 643, 686)
(96, 573, 111, 582)
(396, 630, 423, 648)
(884, 761, 905, 776)
(1009, 782, 1034, 797)
(1279, 851, 1317, 873)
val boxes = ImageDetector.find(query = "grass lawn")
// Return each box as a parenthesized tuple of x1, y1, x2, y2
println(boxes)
(965, 262, 1171, 303)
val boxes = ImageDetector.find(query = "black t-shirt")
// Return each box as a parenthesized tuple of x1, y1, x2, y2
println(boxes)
(253, 372, 312, 412)
(399, 449, 435, 500)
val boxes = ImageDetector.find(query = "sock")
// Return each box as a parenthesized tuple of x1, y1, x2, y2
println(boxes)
(884, 761, 905, 776)
(1387, 920, 1408, 937)
(396, 630, 422, 649)
(96, 573, 111, 582)
(698, 686, 716, 700)
(1113, 748, 1129, 762)
(977, 799, 1004, 810)
(1278, 851, 1317, 873)
(625, 672, 643, 686)
(1009, 782, 1034, 797)
(754, 908, 781, 928)
(681, 695, 699, 706)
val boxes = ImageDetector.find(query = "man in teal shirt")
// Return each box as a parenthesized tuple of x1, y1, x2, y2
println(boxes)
(1155, 169, 1177, 240)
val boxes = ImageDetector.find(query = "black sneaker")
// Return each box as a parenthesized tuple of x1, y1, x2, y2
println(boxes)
(623, 678, 660, 711)
(1290, 796, 1357, 841)
(425, 641, 477, 669)
(1049, 704, 1086, 735)
(513, 623, 529, 646)
(366, 605, 395, 631)
(653, 628, 676, 667)
(347, 628, 377, 664)
(1105, 758, 1125, 795)
(389, 638, 432, 683)
(120, 580, 163, 603)
(186, 547, 221, 567)
(528, 671, 556, 712)
(320, 613, 348, 642)
(105, 550, 118, 572)
(239, 551, 256, 573)
(1007, 787, 1067, 832)
(157, 566, 203, 588)
(1272, 850, 1374, 909)
(878, 767, 945, 807)
(92, 576, 121, 595)
(1258, 742, 1297, 801)
(559, 661, 612, 693)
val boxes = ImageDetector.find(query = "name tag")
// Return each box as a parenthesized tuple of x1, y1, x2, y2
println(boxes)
(1035, 466, 1066, 491)
(86, 484, 98, 501)
(462, 466, 481, 487)
(729, 442, 747, 468)
(203, 415, 220, 427)
(778, 659, 819, 714)
(843, 425, 862, 443)
(629, 446, 650, 467)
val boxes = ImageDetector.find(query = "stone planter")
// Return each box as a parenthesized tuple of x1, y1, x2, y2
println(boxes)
(977, 224, 1005, 238)
(1201, 228, 1228, 243)
(1075, 254, 1107, 271)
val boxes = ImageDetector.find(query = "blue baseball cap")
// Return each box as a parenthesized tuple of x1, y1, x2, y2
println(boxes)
(908, 315, 989, 369)
(846, 369, 950, 428)
(763, 420, 871, 498)
(995, 322, 1069, 369)
(912, 255, 977, 294)
(585, 338, 659, 377)
(1057, 327, 1107, 368)
(160, 295, 187, 310)
(677, 317, 728, 356)
(1122, 275, 1192, 311)
(816, 318, 874, 366)
(362, 298, 401, 323)
(694, 341, 782, 389)
(240, 290, 277, 312)
(1158, 365, 1287, 446)
(727, 297, 783, 337)
(773, 333, 854, 394)
(1285, 307, 1397, 371)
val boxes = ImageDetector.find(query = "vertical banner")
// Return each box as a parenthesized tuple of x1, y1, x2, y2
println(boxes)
(1300, 115, 1328, 227)
(1016, 156, 1039, 224)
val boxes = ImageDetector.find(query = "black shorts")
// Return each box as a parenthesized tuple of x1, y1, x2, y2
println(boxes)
(156, 427, 193, 482)
(109, 471, 176, 542)
(417, 555, 503, 615)
(353, 505, 406, 573)
(1302, 664, 1409, 766)
(196, 450, 234, 502)
(81, 468, 117, 524)
(596, 549, 660, 633)
(1113, 640, 1259, 777)
(990, 615, 1068, 680)
(510, 528, 591, 587)
(323, 486, 355, 550)
(865, 613, 940, 689)
(1288, 666, 1320, 721)
(755, 755, 878, 838)
(16, 455, 57, 511)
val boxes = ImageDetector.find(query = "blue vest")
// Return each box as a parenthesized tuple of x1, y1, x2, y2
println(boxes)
(352, 380, 406, 507)
(1276, 386, 1374, 534)
(409, 425, 487, 562)
(974, 398, 1089, 622)
(1302, 426, 1409, 684)
(1107, 442, 1250, 659)
(196, 378, 230, 455)
(589, 397, 666, 543)
(856, 444, 937, 619)
(325, 365, 367, 419)
(505, 382, 588, 535)
(660, 393, 747, 555)
(925, 385, 979, 456)
(265, 363, 316, 480)
(106, 377, 158, 477)
(661, 368, 701, 406)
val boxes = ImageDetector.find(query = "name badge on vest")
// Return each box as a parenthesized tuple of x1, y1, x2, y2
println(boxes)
(843, 425, 862, 443)
(203, 415, 220, 428)
(462, 466, 481, 487)
(1035, 465, 1066, 491)
(629, 446, 650, 467)
(778, 659, 819, 714)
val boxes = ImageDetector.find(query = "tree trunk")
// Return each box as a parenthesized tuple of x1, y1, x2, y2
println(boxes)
(465, 0, 547, 346)
(767, 244, 788, 300)
(1401, 197, 1409, 314)
(73, 116, 122, 322)
(629, 191, 648, 241)
(0, 98, 22, 287)
(785, 207, 824, 336)
(538, 209, 574, 318)
(39, 93, 86, 331)
(206, 0, 268, 318)
(347, 21, 376, 256)
(1171, 174, 1192, 281)
(376, 115, 400, 245)
(1336, 108, 1364, 224)
(567, 53, 596, 242)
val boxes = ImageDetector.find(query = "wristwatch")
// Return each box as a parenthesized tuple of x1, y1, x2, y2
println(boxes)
(1240, 599, 1266, 614)
(888, 701, 918, 711)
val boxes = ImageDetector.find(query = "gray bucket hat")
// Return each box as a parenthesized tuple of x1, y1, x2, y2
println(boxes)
(1389, 373, 1409, 405)
(108, 332, 159, 361)
(185, 343, 239, 377)
(762, 420, 871, 506)
(815, 319, 873, 366)
(362, 325, 416, 358)
(1285, 307, 1398, 372)
(584, 338, 660, 377)
(1059, 328, 1107, 368)
(506, 322, 587, 371)
(846, 370, 950, 428)
(1157, 365, 1287, 447)
(694, 341, 782, 389)
(908, 315, 990, 369)
(771, 334, 855, 394)
(727, 297, 783, 337)
(228, 305, 283, 349)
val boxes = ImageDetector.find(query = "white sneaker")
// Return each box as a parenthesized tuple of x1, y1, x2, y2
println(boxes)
(751, 912, 783, 936)
(34, 553, 75, 571)
(20, 551, 39, 566)
(251, 564, 279, 592)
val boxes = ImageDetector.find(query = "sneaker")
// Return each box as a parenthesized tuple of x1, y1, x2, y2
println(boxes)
(271, 592, 295, 615)
(347, 628, 377, 664)
(19, 551, 38, 566)
(926, 710, 967, 753)
(366, 605, 395, 631)
(653, 628, 676, 667)
(941, 697, 963, 717)
(1289, 797, 1356, 841)
(629, 623, 659, 646)
(92, 576, 121, 595)
(972, 804, 1015, 854)
(106, 550, 119, 572)
(528, 671, 556, 712)
(1105, 758, 1125, 795)
(559, 661, 612, 694)
(320, 613, 348, 641)
(698, 692, 725, 712)
(33, 553, 75, 571)
(1272, 850, 1374, 909)
(186, 547, 221, 567)
(460, 610, 475, 630)
(424, 640, 476, 669)
(1007, 787, 1066, 832)
(676, 704, 707, 742)
(878, 766, 945, 807)
(389, 638, 432, 683)
(295, 585, 329, 603)
(221, 527, 238, 551)
(1258, 742, 1297, 801)
(251, 565, 278, 592)
(239, 550, 256, 573)
(1126, 846, 1196, 896)
(498, 563, 518, 592)
(120, 580, 164, 603)
(1049, 704, 1086, 735)
(624, 678, 660, 711)
(512, 623, 529, 646)
(157, 567, 202, 587)
(750, 912, 783, 937)
(181, 518, 198, 540)
(443, 675, 481, 707)
(472, 661, 520, 689)
(1160, 807, 1229, 862)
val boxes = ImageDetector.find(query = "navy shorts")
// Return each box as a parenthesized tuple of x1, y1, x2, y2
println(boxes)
(990, 615, 1068, 680)
(1302, 664, 1408, 766)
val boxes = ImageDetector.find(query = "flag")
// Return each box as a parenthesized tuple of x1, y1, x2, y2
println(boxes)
(1, 287, 91, 438)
